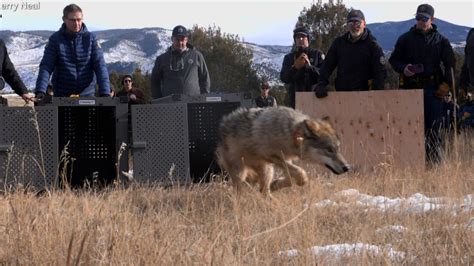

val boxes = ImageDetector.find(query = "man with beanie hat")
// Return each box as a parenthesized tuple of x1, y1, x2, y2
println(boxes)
(151, 25, 210, 99)
(280, 24, 324, 108)
(389, 4, 455, 166)
(314, 9, 386, 98)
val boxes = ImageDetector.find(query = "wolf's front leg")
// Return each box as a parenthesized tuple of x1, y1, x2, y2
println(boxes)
(255, 164, 275, 196)
(226, 160, 248, 194)
(270, 161, 308, 191)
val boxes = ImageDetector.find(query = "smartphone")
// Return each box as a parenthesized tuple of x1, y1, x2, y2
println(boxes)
(407, 64, 424, 74)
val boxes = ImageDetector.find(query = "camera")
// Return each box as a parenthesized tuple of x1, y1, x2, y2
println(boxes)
(294, 46, 309, 59)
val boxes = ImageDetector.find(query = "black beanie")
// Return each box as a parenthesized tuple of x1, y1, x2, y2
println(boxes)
(293, 26, 311, 41)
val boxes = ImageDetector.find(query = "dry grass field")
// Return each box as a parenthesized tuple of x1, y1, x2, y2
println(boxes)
(0, 135, 473, 265)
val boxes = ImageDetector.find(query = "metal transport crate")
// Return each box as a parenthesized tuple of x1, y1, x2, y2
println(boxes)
(132, 93, 252, 185)
(0, 97, 128, 189)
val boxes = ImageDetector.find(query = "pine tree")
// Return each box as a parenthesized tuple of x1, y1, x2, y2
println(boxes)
(189, 25, 262, 96)
(297, 0, 349, 53)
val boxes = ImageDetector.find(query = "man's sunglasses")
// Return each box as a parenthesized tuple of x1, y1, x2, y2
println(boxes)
(124, 79, 132, 83)
(416, 15, 430, 22)
(347, 20, 362, 26)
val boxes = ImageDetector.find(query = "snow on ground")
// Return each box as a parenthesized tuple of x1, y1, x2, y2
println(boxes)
(312, 188, 474, 214)
(279, 242, 408, 262)
(279, 189, 474, 262)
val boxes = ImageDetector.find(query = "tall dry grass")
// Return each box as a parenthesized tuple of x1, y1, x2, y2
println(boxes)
(0, 135, 473, 264)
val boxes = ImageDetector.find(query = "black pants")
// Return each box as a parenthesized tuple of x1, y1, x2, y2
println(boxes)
(424, 85, 444, 166)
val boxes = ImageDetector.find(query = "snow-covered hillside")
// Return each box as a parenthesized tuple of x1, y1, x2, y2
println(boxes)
(1, 28, 287, 92)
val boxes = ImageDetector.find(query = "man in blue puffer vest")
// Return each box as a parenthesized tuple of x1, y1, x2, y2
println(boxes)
(35, 4, 110, 98)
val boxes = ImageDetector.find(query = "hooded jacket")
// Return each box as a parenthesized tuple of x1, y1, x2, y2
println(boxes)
(151, 44, 210, 99)
(35, 23, 110, 97)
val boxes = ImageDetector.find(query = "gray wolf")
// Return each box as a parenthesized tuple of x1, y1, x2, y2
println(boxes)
(216, 106, 349, 196)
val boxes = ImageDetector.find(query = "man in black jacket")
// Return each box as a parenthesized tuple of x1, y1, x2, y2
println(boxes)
(280, 25, 324, 108)
(314, 9, 386, 98)
(0, 39, 34, 103)
(389, 4, 455, 166)
(460, 28, 474, 96)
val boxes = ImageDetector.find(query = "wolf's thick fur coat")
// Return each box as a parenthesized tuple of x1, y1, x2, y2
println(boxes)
(216, 106, 349, 195)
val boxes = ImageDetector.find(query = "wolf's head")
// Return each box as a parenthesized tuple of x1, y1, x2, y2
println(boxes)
(294, 118, 349, 174)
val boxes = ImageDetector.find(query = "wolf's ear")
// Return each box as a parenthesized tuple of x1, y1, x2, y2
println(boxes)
(322, 116, 330, 122)
(303, 119, 320, 136)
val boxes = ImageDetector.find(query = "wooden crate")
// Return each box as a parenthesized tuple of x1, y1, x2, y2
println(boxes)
(296, 90, 425, 171)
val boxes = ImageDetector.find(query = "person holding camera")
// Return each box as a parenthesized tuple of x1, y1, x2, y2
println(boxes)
(389, 4, 455, 166)
(314, 9, 386, 98)
(280, 25, 324, 109)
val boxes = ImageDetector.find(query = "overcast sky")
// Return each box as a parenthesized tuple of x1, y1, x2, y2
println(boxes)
(1, 0, 473, 45)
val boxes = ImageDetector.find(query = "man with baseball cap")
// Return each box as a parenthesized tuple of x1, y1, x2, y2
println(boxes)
(151, 25, 210, 98)
(280, 24, 324, 108)
(313, 9, 386, 97)
(389, 4, 455, 166)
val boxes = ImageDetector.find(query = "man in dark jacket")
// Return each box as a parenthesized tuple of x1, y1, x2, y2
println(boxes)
(0, 39, 34, 102)
(314, 9, 386, 98)
(460, 28, 474, 96)
(389, 4, 455, 166)
(35, 4, 110, 98)
(280, 25, 324, 108)
(151, 25, 210, 99)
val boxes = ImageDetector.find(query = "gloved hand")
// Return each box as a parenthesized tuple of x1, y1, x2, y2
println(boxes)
(314, 85, 328, 98)
(35, 92, 45, 102)
(293, 53, 306, 70)
(463, 112, 471, 120)
(435, 82, 450, 98)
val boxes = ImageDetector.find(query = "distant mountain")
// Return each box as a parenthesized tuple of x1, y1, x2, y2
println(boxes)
(0, 19, 470, 92)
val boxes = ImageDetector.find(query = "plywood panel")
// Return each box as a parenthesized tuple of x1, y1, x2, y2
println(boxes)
(296, 90, 425, 171)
